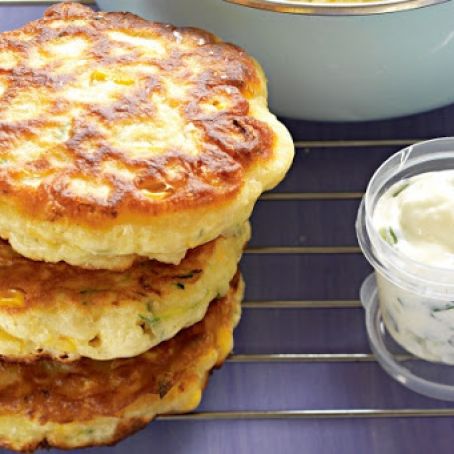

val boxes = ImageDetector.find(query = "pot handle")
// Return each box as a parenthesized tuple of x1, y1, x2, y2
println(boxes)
(224, 0, 448, 15)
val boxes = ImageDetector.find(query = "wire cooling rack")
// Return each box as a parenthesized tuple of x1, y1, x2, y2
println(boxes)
(162, 138, 454, 421)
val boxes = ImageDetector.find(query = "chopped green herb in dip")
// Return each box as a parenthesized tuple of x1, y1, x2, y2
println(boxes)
(379, 227, 398, 245)
(392, 182, 410, 197)
(139, 314, 160, 327)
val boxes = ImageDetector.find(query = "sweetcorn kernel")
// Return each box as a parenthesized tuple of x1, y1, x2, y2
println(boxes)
(90, 70, 107, 82)
(0, 329, 23, 345)
(113, 77, 134, 86)
(0, 289, 25, 308)
(216, 327, 233, 358)
(183, 387, 201, 410)
(58, 337, 77, 353)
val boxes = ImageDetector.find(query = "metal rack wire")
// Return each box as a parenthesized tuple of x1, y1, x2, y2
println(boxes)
(0, 1, 451, 423)
(191, 137, 450, 422)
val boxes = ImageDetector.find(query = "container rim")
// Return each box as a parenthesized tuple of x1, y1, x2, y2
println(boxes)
(224, 0, 447, 16)
(357, 137, 454, 297)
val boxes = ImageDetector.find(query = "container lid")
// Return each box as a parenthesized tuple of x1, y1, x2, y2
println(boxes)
(360, 273, 454, 401)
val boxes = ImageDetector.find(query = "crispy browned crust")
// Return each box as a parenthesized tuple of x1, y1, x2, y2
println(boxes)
(0, 274, 241, 451)
(0, 3, 274, 227)
(0, 236, 214, 315)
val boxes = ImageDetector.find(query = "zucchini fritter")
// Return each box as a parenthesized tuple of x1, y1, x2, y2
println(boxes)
(0, 223, 248, 361)
(0, 275, 243, 452)
(0, 3, 293, 269)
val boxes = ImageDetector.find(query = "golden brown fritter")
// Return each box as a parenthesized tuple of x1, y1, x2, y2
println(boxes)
(0, 223, 248, 362)
(0, 2, 294, 270)
(0, 274, 243, 452)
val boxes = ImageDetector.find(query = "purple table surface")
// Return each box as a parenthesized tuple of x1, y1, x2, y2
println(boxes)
(2, 4, 454, 454)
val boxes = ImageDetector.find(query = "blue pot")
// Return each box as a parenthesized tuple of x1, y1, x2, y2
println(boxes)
(97, 0, 454, 121)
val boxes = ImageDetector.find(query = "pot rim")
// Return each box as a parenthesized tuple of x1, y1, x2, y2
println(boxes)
(225, 0, 448, 16)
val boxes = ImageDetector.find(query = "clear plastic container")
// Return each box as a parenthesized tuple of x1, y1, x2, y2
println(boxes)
(357, 137, 454, 365)
(360, 273, 454, 401)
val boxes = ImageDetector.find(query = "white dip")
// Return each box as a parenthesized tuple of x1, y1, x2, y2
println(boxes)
(373, 170, 454, 363)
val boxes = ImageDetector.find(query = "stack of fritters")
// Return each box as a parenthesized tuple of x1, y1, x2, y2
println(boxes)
(0, 3, 294, 451)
